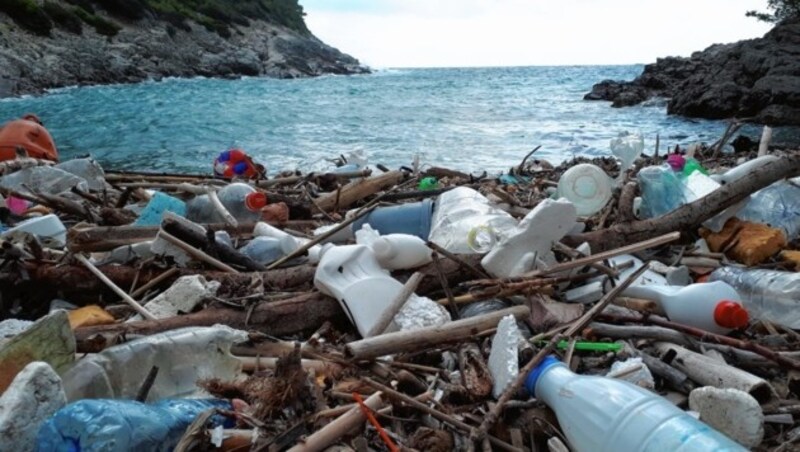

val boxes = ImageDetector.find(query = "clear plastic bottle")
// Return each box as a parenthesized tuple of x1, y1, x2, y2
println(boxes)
(428, 187, 518, 254)
(736, 180, 800, 240)
(525, 356, 746, 452)
(238, 236, 285, 265)
(709, 267, 800, 329)
(637, 164, 686, 218)
(186, 183, 267, 224)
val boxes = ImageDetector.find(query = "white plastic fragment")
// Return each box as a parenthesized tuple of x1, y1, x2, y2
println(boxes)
(688, 386, 764, 448)
(606, 357, 655, 389)
(482, 198, 577, 278)
(393, 294, 450, 331)
(0, 362, 67, 450)
(564, 281, 604, 304)
(488, 315, 522, 399)
(129, 275, 220, 321)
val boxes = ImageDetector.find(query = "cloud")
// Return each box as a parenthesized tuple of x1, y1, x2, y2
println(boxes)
(302, 0, 773, 67)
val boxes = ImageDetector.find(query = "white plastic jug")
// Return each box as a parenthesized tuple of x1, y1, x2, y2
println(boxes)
(623, 281, 748, 334)
(355, 224, 432, 270)
(557, 164, 613, 216)
(314, 245, 403, 336)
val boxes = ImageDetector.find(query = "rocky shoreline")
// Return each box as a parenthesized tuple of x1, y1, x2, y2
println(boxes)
(585, 19, 800, 126)
(0, 13, 368, 98)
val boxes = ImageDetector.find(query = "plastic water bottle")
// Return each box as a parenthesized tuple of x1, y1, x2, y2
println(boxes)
(622, 281, 749, 334)
(238, 236, 285, 265)
(37, 398, 232, 451)
(428, 187, 518, 253)
(525, 356, 746, 452)
(186, 183, 267, 224)
(637, 164, 686, 218)
(609, 132, 644, 179)
(736, 181, 800, 240)
(709, 267, 800, 329)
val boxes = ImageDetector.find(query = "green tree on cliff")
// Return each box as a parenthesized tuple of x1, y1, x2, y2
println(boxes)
(747, 0, 800, 22)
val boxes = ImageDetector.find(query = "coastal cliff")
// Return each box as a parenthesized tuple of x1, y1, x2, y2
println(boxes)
(585, 19, 800, 126)
(0, 0, 368, 98)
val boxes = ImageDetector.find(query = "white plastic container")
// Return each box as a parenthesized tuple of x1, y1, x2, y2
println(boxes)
(481, 198, 576, 278)
(2, 214, 66, 248)
(622, 281, 749, 334)
(314, 245, 403, 336)
(557, 164, 613, 216)
(526, 356, 747, 452)
(355, 224, 432, 270)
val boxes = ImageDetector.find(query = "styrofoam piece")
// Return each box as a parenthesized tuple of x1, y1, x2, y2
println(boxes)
(717, 155, 779, 185)
(666, 266, 691, 286)
(356, 224, 432, 270)
(607, 357, 655, 389)
(488, 315, 522, 399)
(314, 244, 402, 336)
(129, 275, 220, 321)
(0, 362, 66, 449)
(565, 281, 604, 304)
(481, 198, 577, 278)
(689, 386, 764, 448)
(2, 214, 66, 248)
(393, 294, 450, 331)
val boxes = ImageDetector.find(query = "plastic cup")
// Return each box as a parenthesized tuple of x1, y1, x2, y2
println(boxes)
(351, 199, 433, 240)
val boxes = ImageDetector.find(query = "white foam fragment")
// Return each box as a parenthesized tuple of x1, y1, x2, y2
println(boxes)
(394, 294, 450, 331)
(0, 362, 67, 449)
(689, 386, 764, 448)
(488, 315, 522, 399)
(607, 357, 655, 389)
(128, 275, 220, 321)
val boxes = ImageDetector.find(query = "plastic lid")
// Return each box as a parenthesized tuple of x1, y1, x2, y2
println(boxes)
(556, 164, 612, 216)
(714, 300, 749, 329)
(245, 192, 268, 212)
(524, 355, 562, 397)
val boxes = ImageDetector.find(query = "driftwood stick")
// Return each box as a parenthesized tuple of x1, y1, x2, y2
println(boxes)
(313, 170, 404, 212)
(570, 154, 800, 251)
(598, 312, 800, 370)
(621, 342, 693, 393)
(477, 232, 679, 285)
(130, 267, 181, 299)
(473, 263, 650, 442)
(363, 379, 522, 452)
(74, 254, 156, 320)
(206, 188, 238, 228)
(346, 306, 530, 360)
(162, 214, 265, 271)
(158, 230, 239, 273)
(587, 322, 694, 347)
(366, 272, 425, 338)
(287, 391, 385, 452)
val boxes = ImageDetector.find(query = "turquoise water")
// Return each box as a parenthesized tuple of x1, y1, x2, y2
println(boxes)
(0, 66, 780, 174)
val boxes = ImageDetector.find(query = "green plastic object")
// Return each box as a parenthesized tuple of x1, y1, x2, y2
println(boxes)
(419, 177, 439, 190)
(682, 158, 708, 176)
(539, 340, 623, 352)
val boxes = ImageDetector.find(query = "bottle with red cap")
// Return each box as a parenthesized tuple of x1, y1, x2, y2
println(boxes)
(186, 183, 267, 224)
(622, 281, 749, 335)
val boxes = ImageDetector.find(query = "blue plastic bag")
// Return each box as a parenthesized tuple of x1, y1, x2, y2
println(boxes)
(37, 398, 232, 451)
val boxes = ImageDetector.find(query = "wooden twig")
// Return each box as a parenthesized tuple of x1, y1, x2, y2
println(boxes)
(287, 392, 385, 452)
(74, 254, 156, 320)
(130, 267, 180, 299)
(206, 188, 238, 228)
(366, 272, 425, 338)
(157, 230, 240, 273)
(427, 240, 491, 279)
(431, 253, 460, 319)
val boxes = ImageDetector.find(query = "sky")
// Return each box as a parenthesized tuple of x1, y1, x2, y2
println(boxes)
(300, 0, 774, 68)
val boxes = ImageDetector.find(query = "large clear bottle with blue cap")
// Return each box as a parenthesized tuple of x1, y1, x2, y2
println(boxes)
(525, 356, 746, 452)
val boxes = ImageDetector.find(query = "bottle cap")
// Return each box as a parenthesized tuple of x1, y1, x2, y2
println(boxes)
(714, 300, 749, 329)
(419, 177, 439, 190)
(524, 355, 562, 397)
(245, 192, 268, 212)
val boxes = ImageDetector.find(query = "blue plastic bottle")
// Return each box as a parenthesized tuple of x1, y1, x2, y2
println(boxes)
(525, 356, 746, 452)
(637, 164, 686, 218)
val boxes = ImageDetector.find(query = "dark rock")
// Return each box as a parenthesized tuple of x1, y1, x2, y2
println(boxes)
(0, 10, 369, 98)
(585, 19, 800, 126)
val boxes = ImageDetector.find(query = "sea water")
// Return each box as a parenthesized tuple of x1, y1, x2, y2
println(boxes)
(0, 66, 786, 174)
